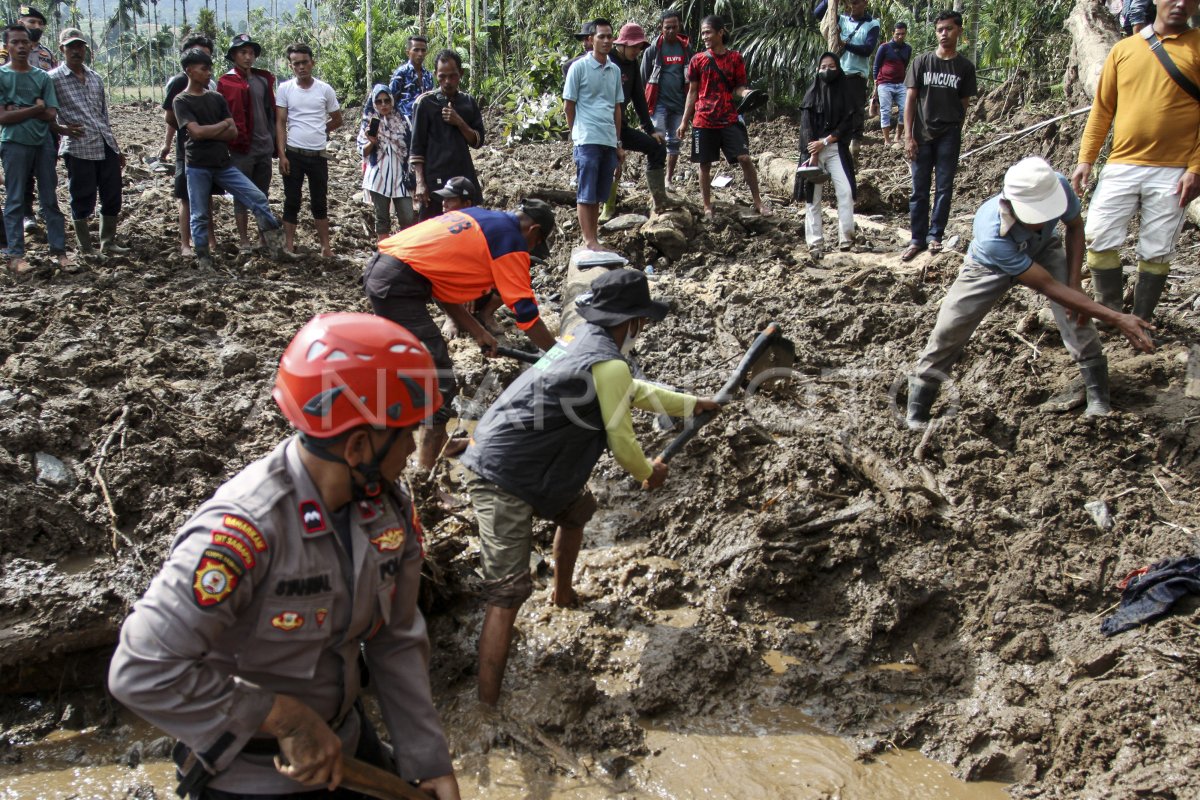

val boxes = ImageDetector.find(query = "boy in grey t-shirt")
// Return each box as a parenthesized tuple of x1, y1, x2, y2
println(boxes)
(172, 48, 290, 268)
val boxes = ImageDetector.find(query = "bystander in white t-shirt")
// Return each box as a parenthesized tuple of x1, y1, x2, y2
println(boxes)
(276, 78, 341, 151)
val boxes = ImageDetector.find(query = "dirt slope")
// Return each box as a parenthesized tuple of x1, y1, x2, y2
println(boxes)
(1, 96, 1198, 798)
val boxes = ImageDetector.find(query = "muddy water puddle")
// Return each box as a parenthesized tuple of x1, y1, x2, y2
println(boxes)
(2, 710, 1007, 799)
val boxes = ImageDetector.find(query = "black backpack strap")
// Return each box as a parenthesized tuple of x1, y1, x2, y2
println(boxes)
(705, 51, 737, 92)
(1141, 25, 1200, 103)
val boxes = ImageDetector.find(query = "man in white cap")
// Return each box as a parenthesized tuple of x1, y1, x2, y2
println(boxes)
(905, 157, 1157, 430)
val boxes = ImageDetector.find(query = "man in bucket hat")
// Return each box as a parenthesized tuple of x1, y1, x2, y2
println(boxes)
(460, 269, 720, 705)
(905, 157, 1156, 430)
(217, 33, 278, 253)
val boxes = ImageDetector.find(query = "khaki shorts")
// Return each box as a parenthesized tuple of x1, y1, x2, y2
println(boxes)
(463, 469, 596, 585)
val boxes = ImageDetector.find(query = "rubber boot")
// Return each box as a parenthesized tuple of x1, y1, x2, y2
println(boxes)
(71, 218, 94, 255)
(99, 215, 129, 254)
(1078, 355, 1112, 417)
(263, 227, 297, 262)
(599, 183, 618, 224)
(1132, 270, 1169, 323)
(646, 168, 676, 213)
(905, 376, 941, 431)
(194, 246, 213, 269)
(1089, 266, 1124, 314)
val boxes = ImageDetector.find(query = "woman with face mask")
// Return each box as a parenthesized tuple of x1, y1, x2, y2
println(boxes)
(794, 52, 857, 261)
(358, 84, 414, 240)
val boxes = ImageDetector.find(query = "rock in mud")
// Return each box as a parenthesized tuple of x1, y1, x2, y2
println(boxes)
(602, 213, 649, 232)
(219, 344, 258, 377)
(34, 452, 72, 488)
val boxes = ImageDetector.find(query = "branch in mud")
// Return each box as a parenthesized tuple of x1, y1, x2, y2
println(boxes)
(833, 433, 944, 523)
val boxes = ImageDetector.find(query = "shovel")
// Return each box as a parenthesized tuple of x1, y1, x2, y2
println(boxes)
(657, 321, 795, 463)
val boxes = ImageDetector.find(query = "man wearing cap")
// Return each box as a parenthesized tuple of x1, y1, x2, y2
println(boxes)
(0, 23, 72, 273)
(0, 6, 55, 69)
(461, 268, 720, 705)
(641, 10, 692, 184)
(905, 157, 1157, 430)
(410, 49, 485, 221)
(564, 18, 624, 251)
(1072, 0, 1200, 326)
(50, 28, 128, 257)
(108, 312, 461, 800)
(275, 42, 342, 258)
(432, 175, 477, 213)
(607, 22, 671, 217)
(162, 34, 220, 257)
(562, 22, 596, 79)
(217, 33, 277, 253)
(388, 35, 433, 121)
(363, 200, 558, 470)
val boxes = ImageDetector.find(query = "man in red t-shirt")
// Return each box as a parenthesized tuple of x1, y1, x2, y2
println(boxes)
(676, 15, 772, 219)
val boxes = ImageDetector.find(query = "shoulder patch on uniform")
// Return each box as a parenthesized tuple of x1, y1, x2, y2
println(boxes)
(193, 555, 240, 607)
(210, 529, 257, 570)
(299, 500, 327, 534)
(222, 514, 267, 552)
(202, 547, 246, 577)
(271, 611, 305, 631)
(369, 528, 405, 552)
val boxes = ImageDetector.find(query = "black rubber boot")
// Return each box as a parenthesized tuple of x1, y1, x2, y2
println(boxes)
(1078, 355, 1112, 417)
(905, 377, 941, 430)
(1132, 271, 1169, 323)
(1090, 266, 1124, 314)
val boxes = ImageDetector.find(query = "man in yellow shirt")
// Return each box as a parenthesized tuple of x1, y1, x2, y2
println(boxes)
(1072, 0, 1200, 324)
(459, 269, 719, 705)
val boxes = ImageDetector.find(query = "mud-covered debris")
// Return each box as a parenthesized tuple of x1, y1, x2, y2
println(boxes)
(0, 389, 17, 412)
(219, 344, 258, 377)
(1084, 499, 1114, 530)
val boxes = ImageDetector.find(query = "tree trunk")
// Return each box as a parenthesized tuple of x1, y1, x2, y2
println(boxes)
(1064, 0, 1121, 101)
(419, 0, 426, 37)
(820, 0, 839, 53)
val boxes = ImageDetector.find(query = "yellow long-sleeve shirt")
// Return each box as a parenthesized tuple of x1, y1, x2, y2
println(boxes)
(1078, 27, 1200, 173)
(593, 359, 697, 482)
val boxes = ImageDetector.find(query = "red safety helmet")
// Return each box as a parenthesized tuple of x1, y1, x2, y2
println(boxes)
(273, 313, 442, 437)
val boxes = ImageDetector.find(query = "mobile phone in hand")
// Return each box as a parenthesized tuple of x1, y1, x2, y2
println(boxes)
(368, 117, 380, 137)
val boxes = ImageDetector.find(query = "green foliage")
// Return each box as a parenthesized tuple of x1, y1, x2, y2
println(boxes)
(195, 7, 218, 39)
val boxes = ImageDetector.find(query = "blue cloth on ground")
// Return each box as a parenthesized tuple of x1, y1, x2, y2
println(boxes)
(1100, 555, 1200, 636)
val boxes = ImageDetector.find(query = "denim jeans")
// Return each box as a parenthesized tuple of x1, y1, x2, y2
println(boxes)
(652, 106, 684, 156)
(2, 138, 66, 256)
(908, 126, 962, 246)
(876, 82, 906, 129)
(186, 164, 279, 250)
(573, 144, 619, 205)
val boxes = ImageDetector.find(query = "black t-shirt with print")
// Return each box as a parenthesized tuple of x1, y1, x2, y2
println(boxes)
(905, 52, 977, 143)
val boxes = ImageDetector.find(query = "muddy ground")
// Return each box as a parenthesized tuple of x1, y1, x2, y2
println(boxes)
(1, 82, 1199, 799)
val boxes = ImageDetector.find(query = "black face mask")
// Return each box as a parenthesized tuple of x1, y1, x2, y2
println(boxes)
(27, 27, 42, 42)
(819, 69, 837, 84)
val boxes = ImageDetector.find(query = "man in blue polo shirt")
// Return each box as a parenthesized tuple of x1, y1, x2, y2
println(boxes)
(563, 17, 623, 252)
(905, 157, 1156, 430)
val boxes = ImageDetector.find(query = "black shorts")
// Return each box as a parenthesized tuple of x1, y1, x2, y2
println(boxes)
(690, 124, 749, 164)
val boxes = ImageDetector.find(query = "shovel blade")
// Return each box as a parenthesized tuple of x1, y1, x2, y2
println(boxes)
(744, 336, 796, 389)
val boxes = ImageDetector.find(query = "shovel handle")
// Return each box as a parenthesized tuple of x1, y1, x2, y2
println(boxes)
(657, 321, 783, 464)
(494, 345, 544, 364)
(341, 757, 432, 800)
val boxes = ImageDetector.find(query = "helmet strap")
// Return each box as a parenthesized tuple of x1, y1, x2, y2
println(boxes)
(299, 428, 403, 501)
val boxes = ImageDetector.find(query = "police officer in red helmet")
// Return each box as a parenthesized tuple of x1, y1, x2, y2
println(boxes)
(109, 313, 461, 799)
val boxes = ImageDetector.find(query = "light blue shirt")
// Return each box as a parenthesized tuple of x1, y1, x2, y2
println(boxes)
(838, 14, 881, 77)
(563, 53, 623, 148)
(967, 175, 1081, 277)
